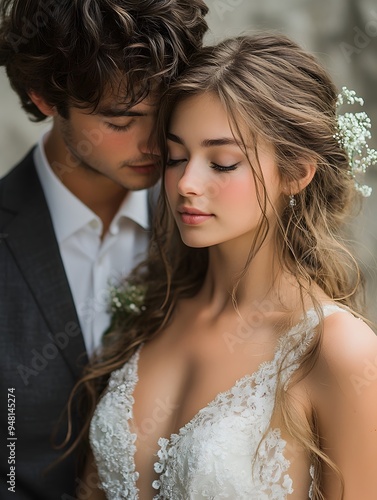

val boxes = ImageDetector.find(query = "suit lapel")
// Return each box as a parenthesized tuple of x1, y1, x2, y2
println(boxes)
(1, 151, 88, 378)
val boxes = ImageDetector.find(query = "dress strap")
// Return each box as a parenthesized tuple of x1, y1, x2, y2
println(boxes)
(277, 304, 348, 386)
(322, 303, 348, 318)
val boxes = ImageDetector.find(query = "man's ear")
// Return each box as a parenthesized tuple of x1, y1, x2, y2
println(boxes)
(285, 162, 316, 196)
(28, 91, 57, 117)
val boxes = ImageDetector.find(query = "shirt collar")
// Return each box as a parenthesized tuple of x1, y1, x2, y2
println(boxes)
(34, 131, 150, 243)
(109, 188, 150, 235)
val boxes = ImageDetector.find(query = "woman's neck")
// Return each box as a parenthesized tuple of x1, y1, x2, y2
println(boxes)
(196, 237, 286, 317)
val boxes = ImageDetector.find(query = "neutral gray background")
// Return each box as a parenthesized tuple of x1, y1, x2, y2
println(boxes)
(1, 0, 376, 317)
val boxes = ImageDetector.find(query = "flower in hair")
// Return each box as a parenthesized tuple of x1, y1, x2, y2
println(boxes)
(335, 87, 377, 197)
(105, 281, 147, 335)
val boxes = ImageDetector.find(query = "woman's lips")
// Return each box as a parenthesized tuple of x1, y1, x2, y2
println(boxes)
(178, 207, 214, 225)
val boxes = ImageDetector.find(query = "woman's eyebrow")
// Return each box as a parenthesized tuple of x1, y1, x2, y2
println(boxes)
(167, 132, 238, 148)
(201, 138, 239, 147)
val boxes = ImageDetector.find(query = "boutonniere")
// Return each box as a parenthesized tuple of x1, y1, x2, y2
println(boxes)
(104, 281, 147, 335)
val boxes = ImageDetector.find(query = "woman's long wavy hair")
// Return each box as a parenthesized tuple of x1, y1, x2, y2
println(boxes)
(64, 34, 365, 497)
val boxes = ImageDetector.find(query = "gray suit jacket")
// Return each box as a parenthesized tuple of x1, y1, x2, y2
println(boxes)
(0, 149, 90, 499)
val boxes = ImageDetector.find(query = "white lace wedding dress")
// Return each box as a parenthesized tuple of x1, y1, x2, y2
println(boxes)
(90, 305, 345, 499)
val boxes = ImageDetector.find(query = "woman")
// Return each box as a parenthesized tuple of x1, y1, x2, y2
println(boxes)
(79, 34, 377, 499)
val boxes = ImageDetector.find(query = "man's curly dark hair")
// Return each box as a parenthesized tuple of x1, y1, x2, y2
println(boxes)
(0, 0, 209, 120)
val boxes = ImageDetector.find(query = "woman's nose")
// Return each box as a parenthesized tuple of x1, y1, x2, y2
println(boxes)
(177, 161, 204, 197)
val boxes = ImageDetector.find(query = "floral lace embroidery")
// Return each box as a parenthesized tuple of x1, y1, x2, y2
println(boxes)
(152, 366, 290, 498)
(90, 349, 142, 499)
(90, 305, 345, 499)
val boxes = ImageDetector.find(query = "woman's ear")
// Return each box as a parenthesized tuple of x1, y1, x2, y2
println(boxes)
(286, 161, 316, 196)
(28, 91, 57, 117)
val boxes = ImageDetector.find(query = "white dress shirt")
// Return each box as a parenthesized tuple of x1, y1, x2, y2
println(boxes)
(34, 132, 151, 355)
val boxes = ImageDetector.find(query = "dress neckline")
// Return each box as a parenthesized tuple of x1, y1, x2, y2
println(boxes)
(92, 303, 346, 499)
(129, 304, 345, 449)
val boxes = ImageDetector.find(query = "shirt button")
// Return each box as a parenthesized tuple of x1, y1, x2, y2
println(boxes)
(111, 225, 119, 235)
(90, 220, 100, 230)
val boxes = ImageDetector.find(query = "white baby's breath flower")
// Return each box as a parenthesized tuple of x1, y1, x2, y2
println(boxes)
(105, 282, 147, 334)
(335, 87, 377, 197)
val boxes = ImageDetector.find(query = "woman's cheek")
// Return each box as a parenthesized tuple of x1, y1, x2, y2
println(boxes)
(217, 176, 255, 203)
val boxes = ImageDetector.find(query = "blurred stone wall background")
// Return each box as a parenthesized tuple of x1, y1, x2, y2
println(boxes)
(1, 0, 376, 318)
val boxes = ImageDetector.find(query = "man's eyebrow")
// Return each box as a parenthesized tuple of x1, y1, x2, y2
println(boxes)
(97, 107, 148, 117)
(167, 132, 239, 148)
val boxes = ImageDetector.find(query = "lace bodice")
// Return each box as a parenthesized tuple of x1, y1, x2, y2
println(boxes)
(90, 305, 345, 499)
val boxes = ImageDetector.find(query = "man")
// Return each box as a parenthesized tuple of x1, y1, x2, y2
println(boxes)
(0, 1, 208, 498)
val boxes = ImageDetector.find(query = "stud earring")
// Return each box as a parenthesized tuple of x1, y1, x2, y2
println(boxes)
(289, 194, 296, 207)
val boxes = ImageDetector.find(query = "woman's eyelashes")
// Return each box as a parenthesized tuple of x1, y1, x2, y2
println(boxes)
(210, 162, 239, 172)
(166, 158, 240, 172)
(166, 158, 186, 167)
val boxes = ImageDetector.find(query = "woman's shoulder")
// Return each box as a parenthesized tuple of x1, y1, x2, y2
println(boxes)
(320, 306, 377, 372)
(308, 305, 377, 497)
(310, 304, 377, 400)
